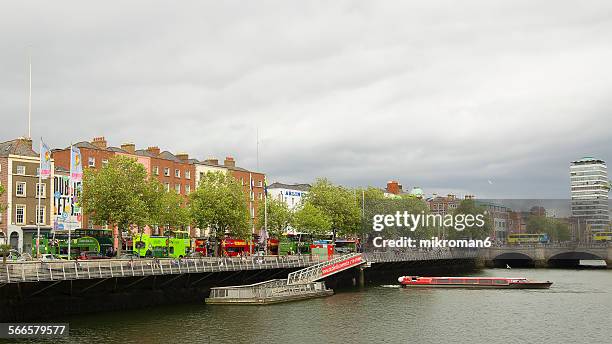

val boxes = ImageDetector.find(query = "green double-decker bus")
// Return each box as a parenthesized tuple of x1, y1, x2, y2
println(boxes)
(133, 231, 191, 258)
(32, 229, 112, 259)
(279, 233, 312, 255)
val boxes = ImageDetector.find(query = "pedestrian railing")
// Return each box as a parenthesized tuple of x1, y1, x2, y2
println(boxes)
(0, 250, 479, 285)
(208, 279, 329, 300)
(286, 253, 364, 285)
(364, 249, 478, 263)
(0, 255, 326, 284)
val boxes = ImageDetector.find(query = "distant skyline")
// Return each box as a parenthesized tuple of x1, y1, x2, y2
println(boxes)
(1, 1, 611, 198)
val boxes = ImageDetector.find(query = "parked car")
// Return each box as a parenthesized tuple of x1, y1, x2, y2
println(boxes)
(188, 252, 205, 258)
(40, 254, 60, 262)
(78, 251, 110, 260)
(118, 253, 139, 260)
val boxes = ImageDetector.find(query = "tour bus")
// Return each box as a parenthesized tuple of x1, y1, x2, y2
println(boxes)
(592, 232, 612, 242)
(32, 230, 109, 259)
(334, 239, 359, 254)
(193, 237, 208, 256)
(278, 233, 312, 255)
(220, 238, 255, 257)
(507, 233, 550, 245)
(133, 230, 191, 258)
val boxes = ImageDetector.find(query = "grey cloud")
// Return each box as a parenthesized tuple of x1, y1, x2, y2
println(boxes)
(1, 0, 611, 199)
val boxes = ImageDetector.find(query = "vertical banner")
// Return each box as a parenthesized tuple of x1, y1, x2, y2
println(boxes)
(70, 146, 83, 182)
(39, 139, 52, 179)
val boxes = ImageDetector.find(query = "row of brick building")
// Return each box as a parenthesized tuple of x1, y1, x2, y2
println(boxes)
(0, 136, 265, 252)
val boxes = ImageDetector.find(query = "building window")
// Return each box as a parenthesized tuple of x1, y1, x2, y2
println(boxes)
(102, 159, 109, 167)
(88, 157, 96, 168)
(16, 165, 26, 175)
(36, 205, 45, 225)
(36, 183, 46, 198)
(165, 183, 170, 192)
(185, 185, 191, 194)
(185, 170, 190, 179)
(153, 166, 159, 175)
(258, 180, 263, 187)
(258, 192, 263, 200)
(164, 168, 170, 176)
(175, 184, 181, 193)
(175, 169, 180, 178)
(16, 182, 26, 197)
(241, 177, 245, 185)
(15, 205, 25, 225)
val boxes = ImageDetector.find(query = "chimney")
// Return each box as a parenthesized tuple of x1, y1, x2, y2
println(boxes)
(147, 146, 160, 156)
(386, 180, 400, 195)
(176, 152, 189, 161)
(91, 136, 107, 149)
(121, 143, 135, 154)
(223, 156, 236, 167)
(204, 157, 219, 165)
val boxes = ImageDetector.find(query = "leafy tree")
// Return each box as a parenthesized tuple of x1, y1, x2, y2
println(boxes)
(0, 244, 11, 265)
(449, 199, 492, 239)
(293, 203, 332, 237)
(189, 171, 250, 255)
(526, 215, 570, 242)
(256, 198, 292, 237)
(148, 181, 191, 232)
(302, 178, 361, 240)
(81, 156, 153, 255)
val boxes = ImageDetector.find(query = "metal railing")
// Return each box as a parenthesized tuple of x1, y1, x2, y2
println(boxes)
(208, 279, 329, 300)
(286, 253, 363, 285)
(364, 249, 479, 263)
(0, 255, 326, 284)
(0, 250, 481, 285)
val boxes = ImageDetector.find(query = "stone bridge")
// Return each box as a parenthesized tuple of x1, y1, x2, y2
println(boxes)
(480, 244, 612, 268)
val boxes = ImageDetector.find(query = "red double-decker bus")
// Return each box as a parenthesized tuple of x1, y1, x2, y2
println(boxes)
(221, 238, 255, 257)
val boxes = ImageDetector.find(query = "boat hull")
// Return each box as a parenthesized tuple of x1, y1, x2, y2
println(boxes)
(400, 282, 552, 289)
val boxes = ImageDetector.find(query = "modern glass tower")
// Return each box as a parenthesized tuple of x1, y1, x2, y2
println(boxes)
(570, 157, 610, 234)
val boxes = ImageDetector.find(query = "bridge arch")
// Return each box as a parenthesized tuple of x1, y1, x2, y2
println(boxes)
(548, 251, 606, 268)
(492, 252, 535, 268)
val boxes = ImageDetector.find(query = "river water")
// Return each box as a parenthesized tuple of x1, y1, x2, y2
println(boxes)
(21, 268, 612, 344)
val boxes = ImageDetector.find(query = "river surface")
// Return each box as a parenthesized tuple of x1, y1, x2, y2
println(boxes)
(15, 269, 612, 344)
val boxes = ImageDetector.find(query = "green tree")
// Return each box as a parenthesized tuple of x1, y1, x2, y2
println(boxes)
(149, 181, 191, 232)
(449, 199, 492, 239)
(81, 155, 153, 255)
(293, 203, 332, 237)
(303, 178, 361, 240)
(189, 171, 250, 255)
(526, 215, 570, 242)
(0, 244, 11, 265)
(257, 198, 292, 237)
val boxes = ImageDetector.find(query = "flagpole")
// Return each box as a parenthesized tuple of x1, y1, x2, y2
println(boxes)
(36, 139, 42, 257)
(68, 143, 72, 260)
(264, 184, 267, 254)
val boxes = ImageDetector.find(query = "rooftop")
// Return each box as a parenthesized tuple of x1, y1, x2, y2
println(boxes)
(268, 182, 311, 191)
(0, 138, 37, 158)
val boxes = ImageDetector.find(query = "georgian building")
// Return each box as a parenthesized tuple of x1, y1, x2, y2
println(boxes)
(0, 138, 54, 252)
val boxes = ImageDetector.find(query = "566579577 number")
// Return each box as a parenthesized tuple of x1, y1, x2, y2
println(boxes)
(0, 323, 69, 338)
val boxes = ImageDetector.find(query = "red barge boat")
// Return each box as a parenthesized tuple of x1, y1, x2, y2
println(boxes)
(398, 276, 552, 289)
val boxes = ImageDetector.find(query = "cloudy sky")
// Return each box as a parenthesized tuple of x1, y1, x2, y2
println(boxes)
(1, 1, 611, 198)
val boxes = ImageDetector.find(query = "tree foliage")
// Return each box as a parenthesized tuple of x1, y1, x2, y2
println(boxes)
(526, 215, 570, 242)
(256, 198, 292, 237)
(449, 199, 492, 239)
(81, 156, 156, 253)
(302, 178, 361, 239)
(293, 203, 332, 237)
(189, 171, 250, 240)
(0, 184, 6, 212)
(148, 181, 191, 231)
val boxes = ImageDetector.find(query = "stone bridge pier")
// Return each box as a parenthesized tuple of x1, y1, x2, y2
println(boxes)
(480, 245, 612, 268)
